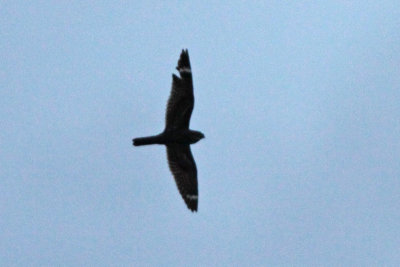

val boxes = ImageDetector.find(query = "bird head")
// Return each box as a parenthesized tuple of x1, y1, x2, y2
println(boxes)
(191, 130, 205, 143)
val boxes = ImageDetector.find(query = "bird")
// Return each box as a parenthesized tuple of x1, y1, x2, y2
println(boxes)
(132, 49, 205, 212)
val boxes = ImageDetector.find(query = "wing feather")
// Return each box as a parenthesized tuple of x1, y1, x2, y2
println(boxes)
(166, 144, 198, 211)
(165, 49, 194, 129)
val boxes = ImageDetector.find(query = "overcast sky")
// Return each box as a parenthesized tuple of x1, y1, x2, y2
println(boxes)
(1, 1, 400, 266)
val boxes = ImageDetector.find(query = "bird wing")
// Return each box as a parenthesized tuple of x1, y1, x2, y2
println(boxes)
(165, 49, 194, 130)
(166, 144, 198, 211)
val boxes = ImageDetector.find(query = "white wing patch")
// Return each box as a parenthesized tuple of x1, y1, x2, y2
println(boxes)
(179, 67, 191, 73)
(186, 194, 198, 200)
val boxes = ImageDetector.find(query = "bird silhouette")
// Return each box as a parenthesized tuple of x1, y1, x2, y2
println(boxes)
(133, 49, 204, 212)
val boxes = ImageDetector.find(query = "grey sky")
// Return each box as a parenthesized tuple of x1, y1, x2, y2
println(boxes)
(1, 1, 399, 266)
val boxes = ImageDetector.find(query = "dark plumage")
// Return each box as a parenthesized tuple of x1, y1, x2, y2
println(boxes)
(132, 49, 204, 212)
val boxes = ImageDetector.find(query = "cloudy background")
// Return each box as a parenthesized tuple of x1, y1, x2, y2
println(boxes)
(1, 1, 399, 266)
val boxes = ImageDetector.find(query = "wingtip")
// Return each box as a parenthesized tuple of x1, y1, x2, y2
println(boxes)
(180, 49, 189, 58)
(176, 49, 191, 72)
(188, 205, 198, 212)
(185, 195, 198, 212)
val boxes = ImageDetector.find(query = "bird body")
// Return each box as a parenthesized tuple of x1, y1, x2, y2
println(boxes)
(133, 129, 204, 146)
(132, 49, 204, 212)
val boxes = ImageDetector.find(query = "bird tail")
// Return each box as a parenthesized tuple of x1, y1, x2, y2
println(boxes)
(132, 135, 162, 146)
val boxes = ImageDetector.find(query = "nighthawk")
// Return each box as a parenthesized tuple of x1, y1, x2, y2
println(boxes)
(133, 49, 204, 212)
